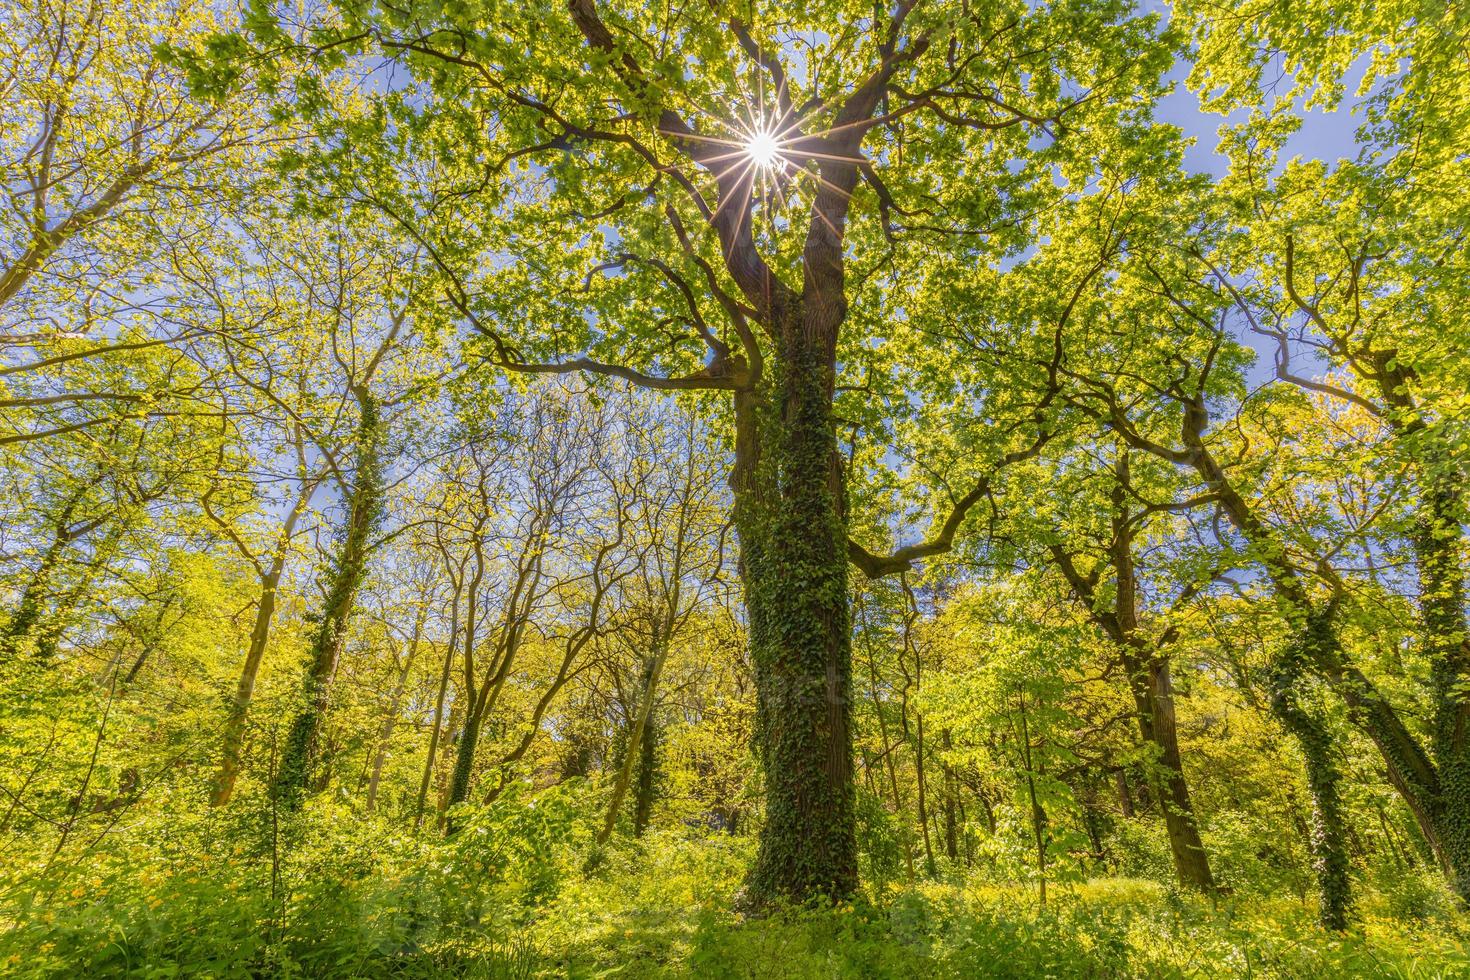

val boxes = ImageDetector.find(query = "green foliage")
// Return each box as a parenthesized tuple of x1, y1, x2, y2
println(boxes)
(4, 0, 1469, 971)
(7, 816, 1466, 978)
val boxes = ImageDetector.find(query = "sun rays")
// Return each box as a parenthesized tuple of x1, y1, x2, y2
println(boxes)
(744, 128, 783, 171)
(654, 68, 868, 248)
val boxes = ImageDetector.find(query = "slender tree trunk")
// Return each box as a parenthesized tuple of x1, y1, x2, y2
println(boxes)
(210, 487, 310, 807)
(1116, 769, 1135, 818)
(122, 597, 179, 684)
(446, 533, 545, 823)
(859, 596, 914, 879)
(915, 713, 936, 876)
(211, 559, 287, 807)
(366, 608, 426, 813)
(435, 696, 465, 828)
(632, 711, 659, 837)
(941, 730, 959, 861)
(446, 690, 487, 823)
(902, 584, 936, 877)
(416, 587, 461, 829)
(1018, 689, 1047, 907)
(277, 392, 387, 807)
(599, 641, 669, 844)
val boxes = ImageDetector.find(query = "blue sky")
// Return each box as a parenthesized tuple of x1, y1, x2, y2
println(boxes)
(1154, 57, 1372, 177)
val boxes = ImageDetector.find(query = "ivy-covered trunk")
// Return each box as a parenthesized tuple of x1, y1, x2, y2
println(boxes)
(1, 487, 86, 662)
(1417, 480, 1470, 902)
(1271, 608, 1352, 931)
(632, 712, 659, 837)
(1175, 431, 1352, 924)
(1364, 362, 1470, 902)
(735, 306, 857, 908)
(276, 391, 386, 808)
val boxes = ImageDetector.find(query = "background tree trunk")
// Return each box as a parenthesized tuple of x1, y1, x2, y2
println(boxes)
(276, 392, 387, 807)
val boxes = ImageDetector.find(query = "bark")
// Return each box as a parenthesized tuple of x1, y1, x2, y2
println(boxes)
(416, 584, 461, 829)
(1364, 355, 1470, 902)
(736, 309, 857, 907)
(1116, 769, 1135, 818)
(1128, 652, 1216, 892)
(1415, 479, 1470, 901)
(901, 580, 937, 876)
(631, 711, 659, 837)
(1144, 408, 1354, 920)
(942, 773, 958, 861)
(1018, 689, 1048, 906)
(209, 490, 311, 807)
(210, 567, 284, 807)
(445, 517, 552, 822)
(1047, 453, 1216, 892)
(1269, 310, 1470, 903)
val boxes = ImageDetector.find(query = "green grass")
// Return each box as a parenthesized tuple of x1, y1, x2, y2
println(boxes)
(2, 812, 1466, 979)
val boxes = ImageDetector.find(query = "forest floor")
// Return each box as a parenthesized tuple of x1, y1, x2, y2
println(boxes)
(2, 803, 1468, 979)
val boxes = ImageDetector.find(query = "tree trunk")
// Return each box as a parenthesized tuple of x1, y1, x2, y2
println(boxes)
(366, 608, 426, 813)
(416, 589, 460, 829)
(1051, 450, 1217, 892)
(1271, 609, 1352, 930)
(599, 642, 669, 844)
(276, 391, 386, 808)
(941, 731, 959, 861)
(632, 711, 659, 837)
(915, 713, 936, 876)
(1170, 430, 1356, 919)
(1116, 769, 1135, 818)
(210, 558, 287, 807)
(736, 323, 857, 908)
(1018, 688, 1048, 906)
(209, 482, 312, 807)
(1123, 651, 1216, 892)
(1415, 480, 1470, 902)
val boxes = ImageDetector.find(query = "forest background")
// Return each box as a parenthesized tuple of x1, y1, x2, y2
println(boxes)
(1, 0, 1468, 975)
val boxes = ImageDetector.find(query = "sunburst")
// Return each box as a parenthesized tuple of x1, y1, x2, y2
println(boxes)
(744, 127, 784, 172)
(657, 69, 866, 247)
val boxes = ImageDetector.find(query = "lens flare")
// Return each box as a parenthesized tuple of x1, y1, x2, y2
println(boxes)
(745, 129, 781, 170)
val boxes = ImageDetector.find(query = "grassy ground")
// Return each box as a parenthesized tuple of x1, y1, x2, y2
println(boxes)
(2, 808, 1467, 978)
(525, 839, 1470, 979)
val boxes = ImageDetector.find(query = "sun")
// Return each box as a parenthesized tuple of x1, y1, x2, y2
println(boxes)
(744, 128, 782, 171)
